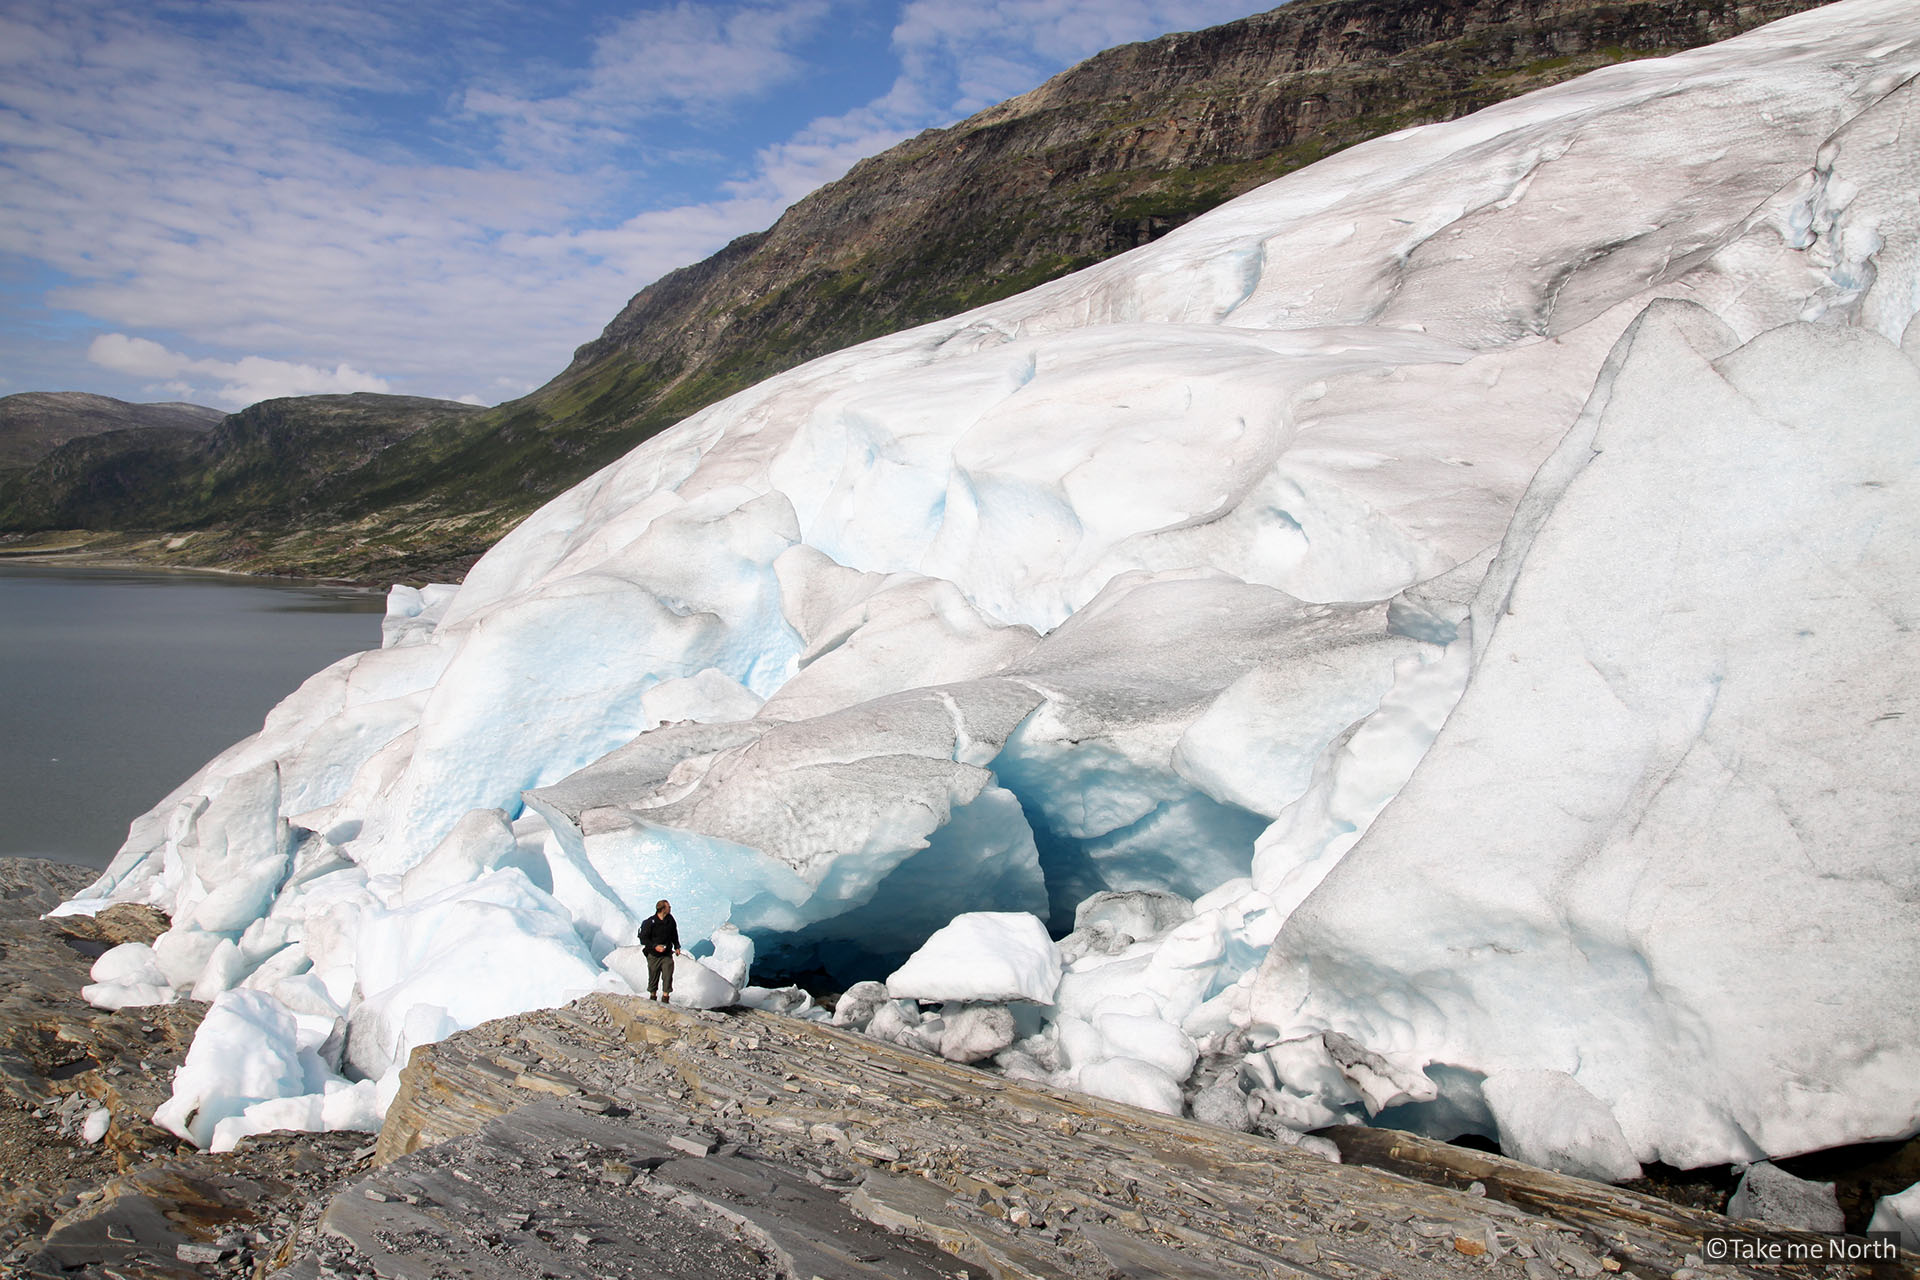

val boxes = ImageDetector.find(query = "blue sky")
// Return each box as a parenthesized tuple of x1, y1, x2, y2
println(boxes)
(0, 0, 1276, 410)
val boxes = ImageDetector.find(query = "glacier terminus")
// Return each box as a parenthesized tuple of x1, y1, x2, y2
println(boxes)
(49, 0, 1920, 1223)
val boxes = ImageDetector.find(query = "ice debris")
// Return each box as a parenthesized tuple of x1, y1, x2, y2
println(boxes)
(1870, 1181, 1920, 1252)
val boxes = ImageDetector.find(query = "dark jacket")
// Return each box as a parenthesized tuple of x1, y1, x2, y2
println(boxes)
(639, 912, 679, 953)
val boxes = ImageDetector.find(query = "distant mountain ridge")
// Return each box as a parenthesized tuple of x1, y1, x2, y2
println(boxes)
(0, 394, 482, 573)
(0, 392, 220, 471)
(0, 0, 1834, 582)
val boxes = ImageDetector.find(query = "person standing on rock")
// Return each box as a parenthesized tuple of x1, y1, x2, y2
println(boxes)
(639, 899, 681, 1003)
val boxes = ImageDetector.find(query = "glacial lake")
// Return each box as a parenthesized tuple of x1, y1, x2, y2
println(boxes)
(0, 563, 386, 870)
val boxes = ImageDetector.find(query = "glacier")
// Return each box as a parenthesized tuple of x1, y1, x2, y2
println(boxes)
(54, 0, 1920, 1179)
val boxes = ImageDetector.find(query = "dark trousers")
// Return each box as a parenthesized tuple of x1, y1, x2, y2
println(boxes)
(646, 950, 674, 995)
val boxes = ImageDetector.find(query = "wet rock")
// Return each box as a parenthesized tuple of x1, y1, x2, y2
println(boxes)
(1729, 1160, 1846, 1232)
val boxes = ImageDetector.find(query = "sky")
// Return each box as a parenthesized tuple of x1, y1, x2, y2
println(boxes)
(0, 0, 1277, 411)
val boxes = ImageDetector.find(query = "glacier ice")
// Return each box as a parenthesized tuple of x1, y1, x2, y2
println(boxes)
(1252, 306, 1920, 1168)
(47, 0, 1920, 1172)
(702, 922, 755, 988)
(936, 1004, 1017, 1064)
(1078, 1057, 1186, 1117)
(886, 912, 1062, 1005)
(152, 988, 342, 1149)
(1480, 1070, 1641, 1184)
(1871, 1181, 1920, 1252)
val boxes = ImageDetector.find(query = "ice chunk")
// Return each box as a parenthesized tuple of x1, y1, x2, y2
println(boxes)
(1242, 1031, 1364, 1134)
(1093, 1012, 1197, 1082)
(938, 1005, 1016, 1064)
(1483, 1070, 1641, 1183)
(269, 972, 344, 1022)
(189, 938, 251, 1002)
(152, 928, 228, 991)
(1053, 910, 1229, 1034)
(671, 959, 740, 1010)
(187, 850, 290, 934)
(1320, 1033, 1436, 1116)
(866, 998, 935, 1052)
(703, 924, 755, 988)
(208, 1078, 383, 1154)
(887, 913, 1061, 1004)
(80, 1108, 110, 1145)
(604, 945, 737, 1008)
(1079, 1058, 1183, 1116)
(346, 870, 602, 1080)
(175, 762, 297, 913)
(736, 985, 819, 1018)
(831, 981, 890, 1030)
(1728, 1161, 1845, 1232)
(1248, 1035, 1359, 1106)
(382, 583, 458, 649)
(90, 942, 167, 989)
(154, 989, 331, 1149)
(1071, 891, 1193, 945)
(1869, 1180, 1920, 1252)
(81, 980, 177, 1011)
(602, 946, 655, 995)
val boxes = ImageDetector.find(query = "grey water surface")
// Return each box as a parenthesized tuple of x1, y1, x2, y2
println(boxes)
(0, 563, 384, 869)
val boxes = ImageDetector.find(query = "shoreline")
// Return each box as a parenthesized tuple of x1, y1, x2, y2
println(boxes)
(0, 534, 399, 592)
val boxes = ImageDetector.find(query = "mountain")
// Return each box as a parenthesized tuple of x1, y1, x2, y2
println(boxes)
(0, 392, 219, 471)
(62, 0, 1920, 1201)
(0, 0, 1831, 581)
(0, 394, 484, 576)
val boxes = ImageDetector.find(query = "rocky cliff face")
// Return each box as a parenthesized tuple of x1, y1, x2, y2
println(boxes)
(572, 0, 1833, 379)
(0, 0, 1833, 581)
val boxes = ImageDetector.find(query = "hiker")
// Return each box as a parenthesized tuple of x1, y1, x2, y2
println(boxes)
(639, 898, 681, 1003)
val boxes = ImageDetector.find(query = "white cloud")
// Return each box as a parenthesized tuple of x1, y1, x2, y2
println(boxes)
(88, 333, 393, 409)
(87, 334, 182, 380)
(890, 0, 1272, 113)
(2, 0, 1276, 412)
(588, 0, 831, 110)
(462, 0, 833, 166)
